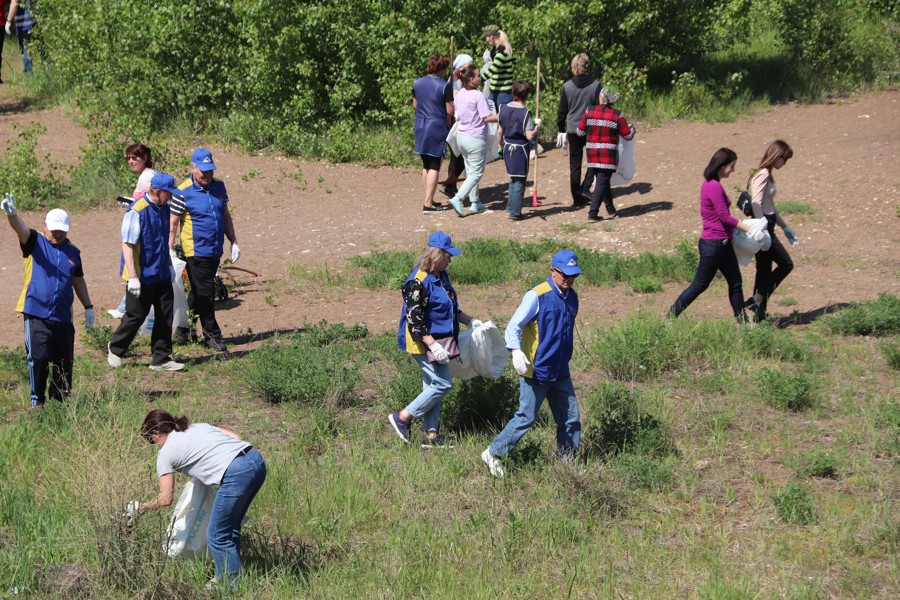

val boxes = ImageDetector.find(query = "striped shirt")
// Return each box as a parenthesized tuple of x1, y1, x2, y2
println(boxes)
(482, 47, 515, 93)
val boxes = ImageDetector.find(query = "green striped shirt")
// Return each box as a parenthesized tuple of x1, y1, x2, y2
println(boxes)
(483, 48, 516, 93)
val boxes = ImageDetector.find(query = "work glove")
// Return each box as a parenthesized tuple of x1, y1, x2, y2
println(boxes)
(751, 228, 766, 243)
(511, 349, 530, 375)
(122, 500, 141, 525)
(534, 118, 542, 128)
(555, 133, 567, 148)
(782, 225, 798, 246)
(127, 278, 141, 298)
(1, 193, 15, 216)
(4, 22, 11, 36)
(230, 242, 241, 264)
(428, 341, 450, 365)
(84, 307, 95, 329)
(470, 319, 483, 330)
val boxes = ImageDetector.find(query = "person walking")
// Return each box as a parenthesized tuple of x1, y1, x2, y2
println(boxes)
(5, 0, 34, 75)
(498, 80, 539, 221)
(481, 25, 515, 109)
(2, 195, 94, 408)
(107, 174, 184, 371)
(440, 53, 475, 199)
(132, 409, 266, 588)
(577, 86, 635, 221)
(556, 53, 602, 206)
(668, 148, 758, 321)
(168, 148, 240, 353)
(746, 140, 797, 321)
(413, 54, 454, 214)
(447, 66, 498, 217)
(389, 231, 482, 448)
(481, 250, 583, 478)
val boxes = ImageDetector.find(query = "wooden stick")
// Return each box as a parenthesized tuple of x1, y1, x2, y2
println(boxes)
(531, 57, 542, 207)
(450, 36, 455, 61)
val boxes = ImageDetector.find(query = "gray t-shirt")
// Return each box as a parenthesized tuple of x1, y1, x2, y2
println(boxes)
(156, 424, 251, 486)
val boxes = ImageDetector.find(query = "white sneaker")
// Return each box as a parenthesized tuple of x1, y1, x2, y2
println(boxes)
(481, 448, 505, 478)
(107, 343, 122, 368)
(107, 309, 124, 319)
(149, 361, 184, 372)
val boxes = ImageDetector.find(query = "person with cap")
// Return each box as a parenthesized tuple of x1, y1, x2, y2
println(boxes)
(440, 53, 475, 198)
(481, 25, 516, 109)
(107, 174, 184, 371)
(389, 231, 483, 448)
(168, 148, 240, 353)
(2, 194, 94, 409)
(556, 53, 602, 206)
(482, 250, 582, 478)
(413, 54, 454, 214)
(576, 86, 636, 221)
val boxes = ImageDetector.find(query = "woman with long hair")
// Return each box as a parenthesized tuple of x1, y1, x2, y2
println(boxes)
(481, 25, 515, 109)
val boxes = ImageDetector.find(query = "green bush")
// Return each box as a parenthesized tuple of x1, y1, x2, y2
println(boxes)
(81, 326, 114, 352)
(0, 348, 27, 387)
(741, 320, 808, 362)
(823, 294, 900, 337)
(754, 367, 816, 411)
(440, 375, 519, 433)
(879, 338, 900, 370)
(771, 482, 817, 525)
(792, 448, 839, 479)
(0, 124, 66, 211)
(581, 382, 677, 458)
(591, 314, 679, 381)
(613, 454, 676, 491)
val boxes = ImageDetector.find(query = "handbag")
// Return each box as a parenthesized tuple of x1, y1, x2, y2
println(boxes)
(737, 190, 754, 217)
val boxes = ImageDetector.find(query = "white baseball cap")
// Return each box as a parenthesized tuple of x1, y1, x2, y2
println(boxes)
(45, 208, 70, 232)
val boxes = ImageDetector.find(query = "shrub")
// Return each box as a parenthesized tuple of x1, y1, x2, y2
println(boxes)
(581, 382, 677, 459)
(754, 367, 816, 411)
(0, 123, 66, 211)
(629, 276, 663, 294)
(613, 454, 676, 491)
(591, 314, 678, 381)
(792, 448, 839, 479)
(440, 375, 519, 433)
(823, 294, 900, 337)
(771, 482, 817, 525)
(0, 348, 27, 387)
(741, 320, 808, 362)
(81, 326, 114, 352)
(879, 338, 900, 370)
(350, 250, 417, 290)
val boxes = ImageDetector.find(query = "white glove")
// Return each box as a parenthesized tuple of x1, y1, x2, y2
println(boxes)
(783, 225, 798, 246)
(169, 248, 177, 263)
(556, 132, 567, 148)
(84, 307, 95, 329)
(4, 22, 11, 36)
(230, 242, 241, 263)
(122, 500, 141, 524)
(127, 277, 141, 298)
(511, 349, 530, 375)
(428, 341, 450, 364)
(751, 228, 766, 243)
(533, 118, 542, 128)
(470, 319, 483, 330)
(1, 193, 15, 216)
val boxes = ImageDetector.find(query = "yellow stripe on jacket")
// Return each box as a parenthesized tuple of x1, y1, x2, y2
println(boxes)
(519, 281, 552, 379)
(15, 256, 34, 313)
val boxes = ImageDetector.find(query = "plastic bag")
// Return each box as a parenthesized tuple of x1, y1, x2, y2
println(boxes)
(449, 321, 508, 380)
(611, 137, 636, 187)
(165, 478, 215, 559)
(733, 218, 772, 266)
(137, 306, 155, 336)
(171, 256, 190, 330)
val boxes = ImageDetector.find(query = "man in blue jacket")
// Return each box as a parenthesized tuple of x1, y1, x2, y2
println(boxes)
(482, 250, 583, 477)
(108, 173, 184, 371)
(3, 194, 94, 408)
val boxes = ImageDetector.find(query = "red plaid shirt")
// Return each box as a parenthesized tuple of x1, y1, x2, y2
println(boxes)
(576, 105, 634, 169)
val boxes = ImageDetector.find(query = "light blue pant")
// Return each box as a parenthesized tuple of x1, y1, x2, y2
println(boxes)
(405, 354, 453, 432)
(454, 134, 487, 207)
(489, 376, 581, 458)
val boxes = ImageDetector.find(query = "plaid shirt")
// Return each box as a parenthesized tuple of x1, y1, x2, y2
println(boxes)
(576, 105, 634, 169)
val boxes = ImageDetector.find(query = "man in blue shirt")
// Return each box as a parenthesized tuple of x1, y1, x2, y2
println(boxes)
(482, 250, 583, 477)
(3, 194, 95, 408)
(108, 174, 184, 371)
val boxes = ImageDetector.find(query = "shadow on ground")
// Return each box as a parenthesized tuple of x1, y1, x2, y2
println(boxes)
(774, 303, 852, 328)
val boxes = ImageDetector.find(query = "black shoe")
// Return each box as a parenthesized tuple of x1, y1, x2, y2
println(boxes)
(607, 211, 619, 219)
(173, 327, 193, 344)
(441, 185, 458, 198)
(206, 337, 229, 353)
(587, 215, 603, 223)
(423, 204, 446, 214)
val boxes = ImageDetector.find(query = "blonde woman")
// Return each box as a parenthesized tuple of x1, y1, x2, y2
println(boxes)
(481, 25, 515, 108)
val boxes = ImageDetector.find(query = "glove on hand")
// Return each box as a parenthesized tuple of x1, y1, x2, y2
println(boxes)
(230, 242, 241, 263)
(84, 307, 95, 329)
(1, 193, 16, 216)
(556, 133, 567, 148)
(534, 118, 542, 128)
(4, 22, 11, 36)
(511, 349, 530, 375)
(470, 319, 483, 330)
(751, 228, 766, 243)
(783, 226, 798, 246)
(428, 341, 450, 364)
(127, 278, 141, 298)
(122, 500, 141, 525)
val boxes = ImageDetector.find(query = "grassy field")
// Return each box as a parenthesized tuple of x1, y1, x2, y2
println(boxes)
(0, 277, 896, 597)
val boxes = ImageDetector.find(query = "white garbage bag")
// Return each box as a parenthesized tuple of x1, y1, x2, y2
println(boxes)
(733, 218, 772, 266)
(137, 306, 155, 337)
(449, 321, 508, 380)
(611, 137, 636, 187)
(165, 478, 215, 559)
(171, 256, 190, 330)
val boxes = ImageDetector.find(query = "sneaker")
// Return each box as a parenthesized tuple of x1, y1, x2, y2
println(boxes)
(448, 198, 466, 217)
(587, 215, 603, 223)
(421, 434, 454, 449)
(107, 309, 124, 319)
(173, 327, 193, 344)
(468, 203, 486, 214)
(388, 412, 411, 442)
(149, 361, 185, 372)
(206, 337, 228, 353)
(107, 343, 123, 368)
(607, 212, 619, 219)
(423, 204, 445, 214)
(508, 214, 523, 221)
(481, 448, 505, 478)
(441, 184, 458, 198)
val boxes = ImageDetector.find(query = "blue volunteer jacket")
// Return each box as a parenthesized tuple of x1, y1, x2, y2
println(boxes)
(397, 266, 459, 354)
(175, 177, 229, 258)
(121, 195, 171, 285)
(16, 231, 82, 323)
(519, 278, 578, 382)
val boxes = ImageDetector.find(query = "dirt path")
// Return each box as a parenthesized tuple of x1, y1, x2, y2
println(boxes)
(0, 91, 897, 351)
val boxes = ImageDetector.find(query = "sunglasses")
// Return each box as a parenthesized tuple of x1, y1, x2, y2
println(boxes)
(553, 268, 579, 280)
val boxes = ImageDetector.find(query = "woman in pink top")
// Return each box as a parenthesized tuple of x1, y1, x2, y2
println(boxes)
(669, 148, 754, 321)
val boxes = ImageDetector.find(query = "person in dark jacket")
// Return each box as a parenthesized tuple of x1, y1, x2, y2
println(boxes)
(556, 53, 602, 206)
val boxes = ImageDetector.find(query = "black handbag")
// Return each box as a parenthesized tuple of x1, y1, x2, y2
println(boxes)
(737, 190, 753, 217)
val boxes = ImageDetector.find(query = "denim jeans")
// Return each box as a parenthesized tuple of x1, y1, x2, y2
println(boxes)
(17, 29, 32, 75)
(405, 354, 453, 432)
(489, 376, 581, 458)
(207, 449, 267, 583)
(669, 238, 744, 318)
(507, 177, 525, 217)
(489, 90, 513, 110)
(454, 134, 487, 207)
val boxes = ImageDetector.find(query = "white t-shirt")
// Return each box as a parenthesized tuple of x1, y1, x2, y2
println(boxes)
(156, 424, 250, 486)
(133, 168, 159, 199)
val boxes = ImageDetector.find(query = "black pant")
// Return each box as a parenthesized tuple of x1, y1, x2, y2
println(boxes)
(110, 280, 175, 365)
(567, 133, 594, 204)
(186, 256, 223, 344)
(589, 168, 616, 218)
(753, 215, 794, 319)
(24, 316, 74, 406)
(670, 238, 745, 318)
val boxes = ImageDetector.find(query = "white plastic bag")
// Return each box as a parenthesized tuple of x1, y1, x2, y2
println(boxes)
(165, 478, 215, 559)
(171, 256, 190, 330)
(137, 306, 155, 336)
(446, 121, 460, 157)
(611, 137, 636, 187)
(733, 218, 772, 266)
(449, 321, 508, 380)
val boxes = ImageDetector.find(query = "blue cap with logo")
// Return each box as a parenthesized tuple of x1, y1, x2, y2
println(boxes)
(150, 173, 180, 195)
(427, 231, 461, 256)
(551, 250, 582, 276)
(191, 148, 216, 172)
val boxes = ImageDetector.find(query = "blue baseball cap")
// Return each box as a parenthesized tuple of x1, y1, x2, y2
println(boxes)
(551, 250, 582, 276)
(190, 148, 216, 171)
(428, 231, 461, 256)
(150, 173, 180, 195)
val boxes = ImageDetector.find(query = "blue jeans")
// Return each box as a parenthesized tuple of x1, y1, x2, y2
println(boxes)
(16, 28, 32, 74)
(207, 449, 267, 583)
(507, 177, 525, 217)
(490, 376, 581, 458)
(405, 354, 453, 432)
(489, 90, 513, 109)
(669, 238, 744, 318)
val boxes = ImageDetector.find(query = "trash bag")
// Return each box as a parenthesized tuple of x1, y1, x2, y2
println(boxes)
(137, 306, 155, 337)
(165, 479, 215, 559)
(733, 218, 772, 266)
(171, 256, 190, 330)
(611, 137, 636, 187)
(449, 321, 508, 380)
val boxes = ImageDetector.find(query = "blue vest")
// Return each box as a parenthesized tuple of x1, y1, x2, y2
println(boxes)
(520, 278, 578, 382)
(413, 75, 450, 157)
(397, 266, 459, 354)
(176, 177, 228, 258)
(16, 233, 81, 323)
(122, 196, 171, 284)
